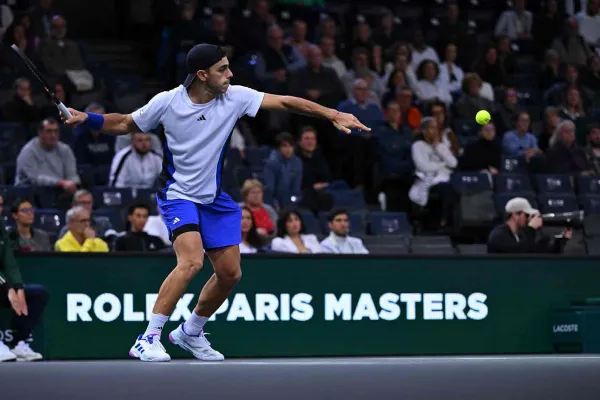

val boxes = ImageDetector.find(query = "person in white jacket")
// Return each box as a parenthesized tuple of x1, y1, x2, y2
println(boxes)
(271, 209, 322, 254)
(320, 209, 368, 254)
(109, 131, 162, 189)
(409, 117, 457, 228)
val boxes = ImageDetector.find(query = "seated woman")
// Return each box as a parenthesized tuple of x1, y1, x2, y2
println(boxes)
(271, 209, 322, 254)
(239, 207, 265, 254)
(240, 179, 278, 238)
(454, 73, 495, 121)
(409, 117, 457, 228)
(416, 60, 453, 107)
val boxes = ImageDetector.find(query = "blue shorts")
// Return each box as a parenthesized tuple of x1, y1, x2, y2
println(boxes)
(156, 191, 242, 250)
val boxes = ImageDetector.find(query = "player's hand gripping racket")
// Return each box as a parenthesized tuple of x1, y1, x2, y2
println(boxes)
(10, 44, 73, 120)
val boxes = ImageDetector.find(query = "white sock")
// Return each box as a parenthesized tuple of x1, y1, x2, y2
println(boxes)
(182, 311, 209, 336)
(143, 313, 169, 339)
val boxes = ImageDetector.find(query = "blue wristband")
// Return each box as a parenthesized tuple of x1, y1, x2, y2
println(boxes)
(85, 112, 104, 131)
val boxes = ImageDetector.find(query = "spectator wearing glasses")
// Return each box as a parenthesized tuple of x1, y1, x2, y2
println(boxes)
(320, 209, 368, 254)
(114, 203, 166, 252)
(54, 206, 109, 252)
(8, 199, 52, 252)
(57, 190, 115, 240)
(271, 209, 322, 254)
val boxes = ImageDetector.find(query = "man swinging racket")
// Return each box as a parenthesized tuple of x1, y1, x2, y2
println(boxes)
(64, 44, 370, 362)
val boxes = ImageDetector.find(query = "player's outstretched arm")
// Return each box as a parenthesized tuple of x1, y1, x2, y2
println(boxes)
(63, 108, 138, 135)
(260, 94, 370, 134)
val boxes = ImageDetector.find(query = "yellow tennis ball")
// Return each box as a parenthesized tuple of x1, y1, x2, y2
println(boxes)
(475, 110, 491, 125)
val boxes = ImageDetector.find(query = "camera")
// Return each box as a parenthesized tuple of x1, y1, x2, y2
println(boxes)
(541, 210, 585, 228)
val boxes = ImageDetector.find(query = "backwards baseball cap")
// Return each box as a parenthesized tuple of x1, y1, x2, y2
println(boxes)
(505, 197, 539, 215)
(182, 44, 227, 88)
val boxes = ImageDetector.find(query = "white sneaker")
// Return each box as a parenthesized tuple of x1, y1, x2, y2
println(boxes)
(0, 341, 16, 362)
(169, 323, 225, 361)
(11, 341, 43, 361)
(129, 334, 171, 362)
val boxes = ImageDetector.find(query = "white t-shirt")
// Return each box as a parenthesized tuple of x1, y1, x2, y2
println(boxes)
(131, 85, 265, 204)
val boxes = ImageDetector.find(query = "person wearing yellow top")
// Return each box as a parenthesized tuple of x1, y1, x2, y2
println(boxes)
(55, 206, 109, 252)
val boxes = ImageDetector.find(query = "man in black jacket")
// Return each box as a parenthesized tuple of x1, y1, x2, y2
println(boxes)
(114, 203, 166, 252)
(488, 197, 572, 253)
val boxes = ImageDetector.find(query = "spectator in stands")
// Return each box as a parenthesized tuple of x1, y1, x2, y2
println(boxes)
(38, 82, 68, 120)
(495, 0, 533, 40)
(241, 179, 277, 237)
(315, 16, 346, 61)
(288, 45, 346, 110)
(583, 55, 600, 91)
(205, 11, 239, 62)
(409, 117, 457, 228)
(383, 46, 419, 94)
(114, 203, 165, 252)
(430, 102, 460, 157)
(539, 49, 564, 92)
(1, 21, 38, 73)
(533, 0, 566, 57)
(115, 130, 162, 156)
(143, 204, 170, 247)
(343, 47, 385, 101)
(475, 45, 508, 88)
(320, 36, 347, 80)
(239, 206, 264, 254)
(38, 15, 85, 79)
(0, 215, 48, 362)
(558, 87, 586, 124)
(271, 209, 322, 253)
(438, 43, 464, 95)
(458, 123, 501, 174)
(57, 189, 114, 240)
(320, 209, 369, 254)
(546, 64, 593, 109)
(552, 18, 593, 68)
(30, 0, 57, 38)
(256, 25, 306, 93)
(2, 77, 38, 123)
(8, 199, 51, 252)
(502, 111, 545, 170)
(109, 131, 162, 189)
(238, 0, 276, 53)
(351, 23, 380, 73)
(584, 124, 600, 174)
(15, 117, 80, 195)
(496, 35, 517, 76)
(537, 106, 561, 151)
(286, 20, 311, 60)
(410, 28, 439, 72)
(263, 133, 303, 209)
(416, 60, 452, 107)
(493, 87, 520, 136)
(546, 120, 589, 174)
(296, 126, 331, 191)
(54, 205, 109, 252)
(373, 10, 403, 63)
(396, 87, 422, 131)
(382, 69, 407, 106)
(73, 103, 115, 178)
(455, 73, 495, 121)
(487, 197, 571, 253)
(337, 79, 384, 134)
(575, 0, 600, 50)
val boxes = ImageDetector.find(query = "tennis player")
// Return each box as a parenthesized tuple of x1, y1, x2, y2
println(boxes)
(63, 43, 370, 362)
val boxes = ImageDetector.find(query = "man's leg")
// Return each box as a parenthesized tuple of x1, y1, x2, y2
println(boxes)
(9, 284, 48, 361)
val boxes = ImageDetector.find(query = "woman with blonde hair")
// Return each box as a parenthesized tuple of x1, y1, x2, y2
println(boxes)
(240, 179, 278, 238)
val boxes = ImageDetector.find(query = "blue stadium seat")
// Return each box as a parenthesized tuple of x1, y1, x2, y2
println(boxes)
(579, 195, 600, 215)
(537, 194, 578, 214)
(328, 180, 350, 190)
(134, 189, 158, 213)
(328, 189, 367, 211)
(493, 174, 533, 194)
(500, 156, 527, 173)
(92, 187, 133, 209)
(318, 211, 365, 235)
(296, 209, 319, 235)
(494, 193, 537, 215)
(535, 174, 574, 195)
(577, 176, 600, 195)
(369, 212, 410, 236)
(94, 208, 125, 233)
(34, 209, 64, 234)
(451, 172, 491, 192)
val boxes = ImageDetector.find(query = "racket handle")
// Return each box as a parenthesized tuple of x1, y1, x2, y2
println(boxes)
(56, 102, 72, 119)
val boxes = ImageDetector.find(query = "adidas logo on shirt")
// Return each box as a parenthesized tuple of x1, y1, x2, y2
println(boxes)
(197, 115, 206, 121)
(173, 217, 180, 225)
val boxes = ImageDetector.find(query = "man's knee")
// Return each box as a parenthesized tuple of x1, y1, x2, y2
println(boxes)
(218, 266, 242, 287)
(176, 257, 204, 280)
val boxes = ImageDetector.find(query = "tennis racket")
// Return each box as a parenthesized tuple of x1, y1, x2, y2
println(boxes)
(10, 44, 73, 119)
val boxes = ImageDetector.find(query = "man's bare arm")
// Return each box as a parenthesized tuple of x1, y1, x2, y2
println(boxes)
(63, 108, 139, 135)
(260, 93, 370, 134)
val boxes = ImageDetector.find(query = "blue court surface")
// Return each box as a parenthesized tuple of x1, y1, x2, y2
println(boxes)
(1, 355, 599, 399)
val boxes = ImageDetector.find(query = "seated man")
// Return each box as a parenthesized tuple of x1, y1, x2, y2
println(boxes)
(109, 131, 162, 189)
(263, 132, 303, 208)
(15, 117, 80, 196)
(114, 203, 166, 252)
(54, 206, 109, 252)
(0, 218, 48, 362)
(502, 111, 545, 171)
(545, 120, 589, 174)
(8, 199, 52, 252)
(320, 209, 368, 254)
(57, 189, 115, 240)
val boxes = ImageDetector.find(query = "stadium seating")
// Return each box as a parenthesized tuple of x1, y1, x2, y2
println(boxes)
(535, 175, 575, 195)
(34, 209, 64, 234)
(451, 172, 491, 193)
(369, 212, 410, 236)
(92, 187, 134, 209)
(537, 194, 578, 214)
